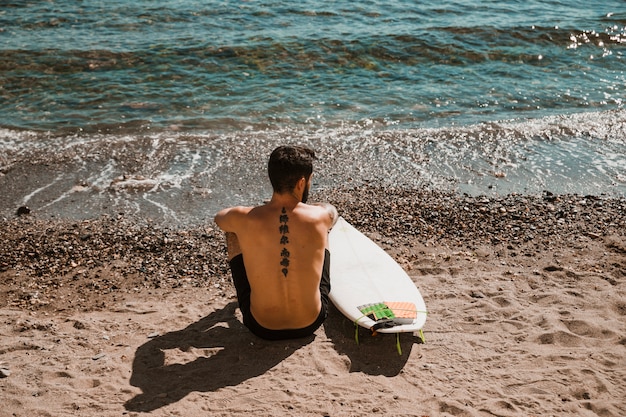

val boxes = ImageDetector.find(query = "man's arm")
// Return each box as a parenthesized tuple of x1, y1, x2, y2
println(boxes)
(214, 206, 248, 260)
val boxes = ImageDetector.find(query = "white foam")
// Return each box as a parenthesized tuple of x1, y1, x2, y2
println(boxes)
(141, 193, 180, 223)
(2, 110, 625, 225)
(22, 173, 64, 205)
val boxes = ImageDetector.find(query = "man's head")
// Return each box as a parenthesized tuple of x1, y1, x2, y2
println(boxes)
(268, 145, 316, 201)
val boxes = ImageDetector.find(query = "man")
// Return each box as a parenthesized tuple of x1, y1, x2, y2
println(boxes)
(214, 145, 338, 340)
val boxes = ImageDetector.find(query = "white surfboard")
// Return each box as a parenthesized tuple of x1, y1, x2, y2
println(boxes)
(328, 217, 427, 334)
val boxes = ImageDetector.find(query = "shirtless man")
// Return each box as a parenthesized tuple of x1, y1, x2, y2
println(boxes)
(214, 145, 338, 340)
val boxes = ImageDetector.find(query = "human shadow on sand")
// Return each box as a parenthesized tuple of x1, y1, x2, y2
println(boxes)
(323, 303, 423, 376)
(124, 301, 314, 412)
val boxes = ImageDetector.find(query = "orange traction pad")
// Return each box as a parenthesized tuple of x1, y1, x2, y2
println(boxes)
(385, 301, 417, 321)
(357, 301, 417, 324)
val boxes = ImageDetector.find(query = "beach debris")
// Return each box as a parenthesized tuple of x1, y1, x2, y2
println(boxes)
(92, 353, 106, 361)
(0, 367, 10, 378)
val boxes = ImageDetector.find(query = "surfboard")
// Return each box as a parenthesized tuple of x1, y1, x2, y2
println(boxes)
(328, 217, 427, 336)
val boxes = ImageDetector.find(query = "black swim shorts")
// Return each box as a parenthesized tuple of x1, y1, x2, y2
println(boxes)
(228, 249, 331, 340)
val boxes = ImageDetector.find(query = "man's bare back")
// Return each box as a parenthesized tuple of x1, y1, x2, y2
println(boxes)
(216, 197, 335, 330)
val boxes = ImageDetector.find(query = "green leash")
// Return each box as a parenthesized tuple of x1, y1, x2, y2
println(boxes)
(353, 315, 427, 355)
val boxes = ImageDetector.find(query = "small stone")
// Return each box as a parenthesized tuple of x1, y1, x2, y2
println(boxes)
(16, 206, 31, 216)
(92, 353, 106, 361)
(544, 265, 564, 272)
(0, 367, 11, 378)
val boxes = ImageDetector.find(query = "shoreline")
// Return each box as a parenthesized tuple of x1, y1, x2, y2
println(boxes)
(3, 110, 626, 225)
(1, 186, 625, 416)
(1, 186, 625, 312)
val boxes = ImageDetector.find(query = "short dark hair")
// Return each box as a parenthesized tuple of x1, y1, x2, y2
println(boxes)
(268, 145, 316, 194)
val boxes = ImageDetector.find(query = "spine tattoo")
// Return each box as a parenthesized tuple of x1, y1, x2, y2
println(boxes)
(279, 207, 290, 277)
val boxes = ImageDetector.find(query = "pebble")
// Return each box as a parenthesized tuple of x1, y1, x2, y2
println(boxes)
(16, 206, 31, 216)
(544, 265, 564, 272)
(0, 367, 11, 378)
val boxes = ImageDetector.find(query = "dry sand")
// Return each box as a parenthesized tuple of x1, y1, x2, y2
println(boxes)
(1, 187, 625, 417)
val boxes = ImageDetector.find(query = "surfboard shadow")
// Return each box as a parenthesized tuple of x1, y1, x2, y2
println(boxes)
(324, 304, 421, 376)
(124, 301, 314, 412)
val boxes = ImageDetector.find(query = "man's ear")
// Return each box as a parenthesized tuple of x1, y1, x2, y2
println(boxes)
(295, 176, 306, 191)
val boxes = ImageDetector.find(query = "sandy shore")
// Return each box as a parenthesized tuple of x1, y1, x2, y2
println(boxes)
(1, 187, 625, 416)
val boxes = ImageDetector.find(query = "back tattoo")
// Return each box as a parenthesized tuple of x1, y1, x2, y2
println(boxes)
(279, 207, 290, 277)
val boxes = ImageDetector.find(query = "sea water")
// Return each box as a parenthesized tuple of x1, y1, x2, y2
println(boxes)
(1, 1, 624, 225)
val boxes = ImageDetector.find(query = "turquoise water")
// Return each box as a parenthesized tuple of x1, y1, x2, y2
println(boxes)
(1, 1, 625, 224)
(2, 0, 624, 131)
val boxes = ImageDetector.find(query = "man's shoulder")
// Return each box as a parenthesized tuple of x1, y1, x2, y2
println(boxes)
(214, 205, 254, 232)
(218, 205, 254, 217)
(302, 202, 331, 213)
(301, 202, 338, 225)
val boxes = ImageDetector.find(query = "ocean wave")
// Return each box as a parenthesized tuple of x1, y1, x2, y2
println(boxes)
(2, 21, 623, 72)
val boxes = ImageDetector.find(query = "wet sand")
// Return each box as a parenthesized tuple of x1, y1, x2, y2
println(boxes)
(1, 187, 625, 416)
